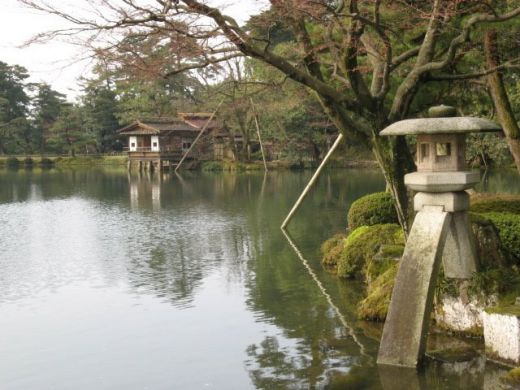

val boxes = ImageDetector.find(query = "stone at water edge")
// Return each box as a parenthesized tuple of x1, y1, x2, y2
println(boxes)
(483, 305, 520, 365)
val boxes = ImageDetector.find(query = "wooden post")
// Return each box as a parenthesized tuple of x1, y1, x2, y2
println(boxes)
(250, 98, 268, 172)
(175, 98, 225, 173)
(281, 133, 344, 229)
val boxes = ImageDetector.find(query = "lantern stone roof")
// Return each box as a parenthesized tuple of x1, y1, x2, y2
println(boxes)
(380, 117, 501, 136)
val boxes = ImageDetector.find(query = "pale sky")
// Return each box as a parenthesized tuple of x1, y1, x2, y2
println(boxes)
(0, 0, 267, 101)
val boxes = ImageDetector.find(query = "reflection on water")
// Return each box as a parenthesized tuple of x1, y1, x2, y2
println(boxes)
(0, 167, 518, 389)
(478, 168, 520, 193)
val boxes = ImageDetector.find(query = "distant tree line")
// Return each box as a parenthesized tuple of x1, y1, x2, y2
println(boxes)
(0, 57, 350, 162)
(0, 61, 117, 155)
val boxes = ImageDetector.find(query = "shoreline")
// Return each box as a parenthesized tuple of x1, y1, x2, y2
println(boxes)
(0, 155, 380, 170)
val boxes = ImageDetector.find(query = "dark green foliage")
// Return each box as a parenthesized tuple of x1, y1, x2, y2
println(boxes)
(39, 157, 54, 167)
(468, 267, 520, 298)
(347, 192, 398, 231)
(81, 84, 120, 152)
(320, 233, 346, 270)
(0, 62, 30, 154)
(480, 212, 520, 260)
(337, 224, 404, 280)
(32, 83, 66, 153)
(23, 157, 34, 166)
(201, 161, 224, 171)
(470, 212, 513, 269)
(48, 104, 96, 155)
(6, 157, 19, 167)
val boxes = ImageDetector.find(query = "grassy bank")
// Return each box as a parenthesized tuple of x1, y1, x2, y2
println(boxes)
(0, 155, 128, 168)
(0, 155, 377, 170)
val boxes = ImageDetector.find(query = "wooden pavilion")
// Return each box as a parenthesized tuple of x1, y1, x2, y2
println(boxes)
(119, 114, 235, 171)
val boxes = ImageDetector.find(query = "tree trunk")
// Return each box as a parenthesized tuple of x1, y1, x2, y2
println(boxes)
(313, 91, 416, 234)
(372, 134, 415, 236)
(484, 29, 520, 173)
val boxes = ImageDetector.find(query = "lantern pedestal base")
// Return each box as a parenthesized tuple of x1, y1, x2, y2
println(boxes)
(378, 187, 480, 367)
(405, 171, 479, 192)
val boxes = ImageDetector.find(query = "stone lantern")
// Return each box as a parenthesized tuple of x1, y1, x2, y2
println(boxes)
(376, 105, 501, 368)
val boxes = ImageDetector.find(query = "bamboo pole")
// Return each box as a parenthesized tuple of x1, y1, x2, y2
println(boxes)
(175, 98, 225, 173)
(281, 133, 344, 229)
(250, 98, 268, 172)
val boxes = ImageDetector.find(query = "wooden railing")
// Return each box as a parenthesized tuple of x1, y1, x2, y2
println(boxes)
(124, 146, 188, 154)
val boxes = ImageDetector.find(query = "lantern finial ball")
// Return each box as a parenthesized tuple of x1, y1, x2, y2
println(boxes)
(428, 105, 457, 118)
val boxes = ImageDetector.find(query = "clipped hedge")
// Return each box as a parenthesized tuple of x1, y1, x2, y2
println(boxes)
(337, 223, 404, 281)
(481, 212, 520, 260)
(471, 195, 520, 215)
(347, 192, 398, 231)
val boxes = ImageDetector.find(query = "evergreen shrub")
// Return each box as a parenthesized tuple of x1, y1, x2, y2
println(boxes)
(347, 192, 398, 231)
(481, 212, 520, 260)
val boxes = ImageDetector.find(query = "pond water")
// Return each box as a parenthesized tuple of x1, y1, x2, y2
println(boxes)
(0, 167, 519, 389)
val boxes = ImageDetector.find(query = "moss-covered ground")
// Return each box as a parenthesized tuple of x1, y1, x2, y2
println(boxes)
(502, 367, 520, 387)
(321, 192, 520, 327)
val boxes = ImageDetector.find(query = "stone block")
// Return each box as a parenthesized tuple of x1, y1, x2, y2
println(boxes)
(405, 171, 480, 192)
(442, 211, 478, 279)
(483, 307, 520, 365)
(414, 191, 469, 212)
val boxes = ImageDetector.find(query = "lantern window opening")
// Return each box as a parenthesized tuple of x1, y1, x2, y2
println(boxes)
(420, 143, 429, 162)
(436, 142, 451, 157)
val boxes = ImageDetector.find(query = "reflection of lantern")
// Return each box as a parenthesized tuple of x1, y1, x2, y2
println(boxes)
(376, 105, 502, 368)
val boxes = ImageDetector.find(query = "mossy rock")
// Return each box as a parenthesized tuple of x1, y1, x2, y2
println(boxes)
(347, 192, 398, 231)
(479, 212, 520, 261)
(356, 262, 398, 321)
(337, 224, 404, 281)
(471, 194, 520, 215)
(470, 213, 512, 269)
(320, 233, 346, 270)
(502, 367, 520, 387)
(366, 244, 404, 284)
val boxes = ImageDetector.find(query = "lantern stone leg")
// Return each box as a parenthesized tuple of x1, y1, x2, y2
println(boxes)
(442, 210, 478, 278)
(377, 205, 451, 367)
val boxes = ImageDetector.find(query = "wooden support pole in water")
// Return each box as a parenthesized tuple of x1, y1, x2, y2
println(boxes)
(250, 98, 268, 172)
(175, 98, 225, 173)
(281, 133, 344, 229)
